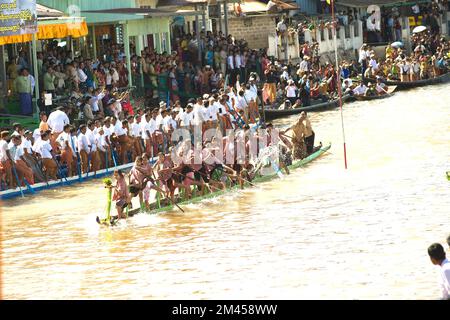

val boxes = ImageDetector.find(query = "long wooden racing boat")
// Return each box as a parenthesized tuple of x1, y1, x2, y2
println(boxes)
(353, 86, 397, 101)
(123, 143, 332, 218)
(362, 72, 450, 90)
(263, 95, 352, 120)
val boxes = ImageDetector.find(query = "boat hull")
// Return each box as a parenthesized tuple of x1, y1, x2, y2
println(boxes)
(125, 143, 332, 217)
(362, 72, 450, 90)
(263, 95, 351, 120)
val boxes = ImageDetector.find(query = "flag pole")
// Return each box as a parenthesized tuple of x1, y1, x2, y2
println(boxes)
(331, 0, 348, 169)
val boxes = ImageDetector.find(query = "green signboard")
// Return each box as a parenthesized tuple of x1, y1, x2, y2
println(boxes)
(0, 0, 37, 36)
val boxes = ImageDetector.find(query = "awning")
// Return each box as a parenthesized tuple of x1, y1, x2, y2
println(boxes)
(82, 8, 175, 15)
(36, 4, 64, 18)
(336, 0, 428, 7)
(0, 20, 88, 46)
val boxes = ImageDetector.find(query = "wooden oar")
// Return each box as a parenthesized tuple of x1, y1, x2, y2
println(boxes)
(151, 170, 185, 213)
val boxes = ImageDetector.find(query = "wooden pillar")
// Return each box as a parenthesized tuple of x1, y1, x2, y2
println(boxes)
(92, 25, 97, 60)
(217, 2, 222, 33)
(223, 0, 229, 37)
(123, 22, 132, 87)
(195, 5, 201, 63)
(32, 33, 40, 119)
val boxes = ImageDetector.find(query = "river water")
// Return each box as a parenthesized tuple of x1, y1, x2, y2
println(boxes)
(1, 84, 449, 299)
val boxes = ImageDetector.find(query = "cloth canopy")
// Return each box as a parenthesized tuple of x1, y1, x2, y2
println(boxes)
(0, 20, 88, 46)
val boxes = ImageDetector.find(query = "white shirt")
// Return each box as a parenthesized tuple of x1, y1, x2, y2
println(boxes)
(32, 128, 41, 142)
(56, 132, 70, 149)
(193, 103, 205, 125)
(142, 119, 156, 139)
(89, 92, 105, 112)
(165, 117, 177, 131)
(39, 140, 53, 159)
(47, 110, 69, 133)
(235, 55, 242, 69)
(412, 4, 420, 14)
(353, 85, 367, 95)
(208, 104, 219, 121)
(0, 140, 8, 161)
(277, 21, 287, 32)
(359, 49, 368, 64)
(437, 259, 450, 300)
(369, 58, 379, 71)
(178, 111, 193, 127)
(97, 134, 107, 152)
(114, 121, 125, 136)
(77, 68, 87, 83)
(103, 125, 113, 141)
(86, 129, 97, 152)
(214, 102, 227, 116)
(77, 133, 90, 153)
(227, 55, 234, 69)
(131, 122, 141, 137)
(13, 144, 25, 161)
(21, 138, 33, 154)
(236, 96, 247, 111)
(286, 85, 297, 98)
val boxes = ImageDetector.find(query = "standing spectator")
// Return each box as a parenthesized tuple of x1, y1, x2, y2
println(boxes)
(14, 68, 34, 116)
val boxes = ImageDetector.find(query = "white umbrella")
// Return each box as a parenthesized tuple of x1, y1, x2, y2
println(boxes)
(412, 25, 427, 33)
(391, 41, 403, 48)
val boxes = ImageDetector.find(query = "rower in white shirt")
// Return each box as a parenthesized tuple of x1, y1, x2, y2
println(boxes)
(77, 124, 91, 174)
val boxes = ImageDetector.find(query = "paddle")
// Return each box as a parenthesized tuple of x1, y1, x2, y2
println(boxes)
(52, 154, 69, 184)
(151, 169, 185, 213)
(11, 164, 24, 198)
(23, 177, 36, 194)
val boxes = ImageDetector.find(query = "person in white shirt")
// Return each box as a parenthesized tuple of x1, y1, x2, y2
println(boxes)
(369, 55, 379, 72)
(77, 125, 91, 174)
(286, 79, 298, 104)
(193, 97, 206, 127)
(280, 66, 290, 81)
(56, 124, 74, 177)
(86, 121, 100, 172)
(375, 78, 388, 94)
(353, 83, 368, 96)
(11, 136, 34, 185)
(427, 243, 450, 300)
(359, 44, 369, 74)
(130, 115, 143, 158)
(89, 88, 105, 114)
(142, 113, 156, 157)
(178, 104, 194, 132)
(0, 131, 14, 188)
(38, 132, 58, 180)
(47, 107, 70, 134)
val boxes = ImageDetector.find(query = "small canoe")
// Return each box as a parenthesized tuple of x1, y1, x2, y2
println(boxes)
(263, 95, 351, 120)
(122, 143, 332, 218)
(353, 86, 397, 101)
(362, 72, 450, 90)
